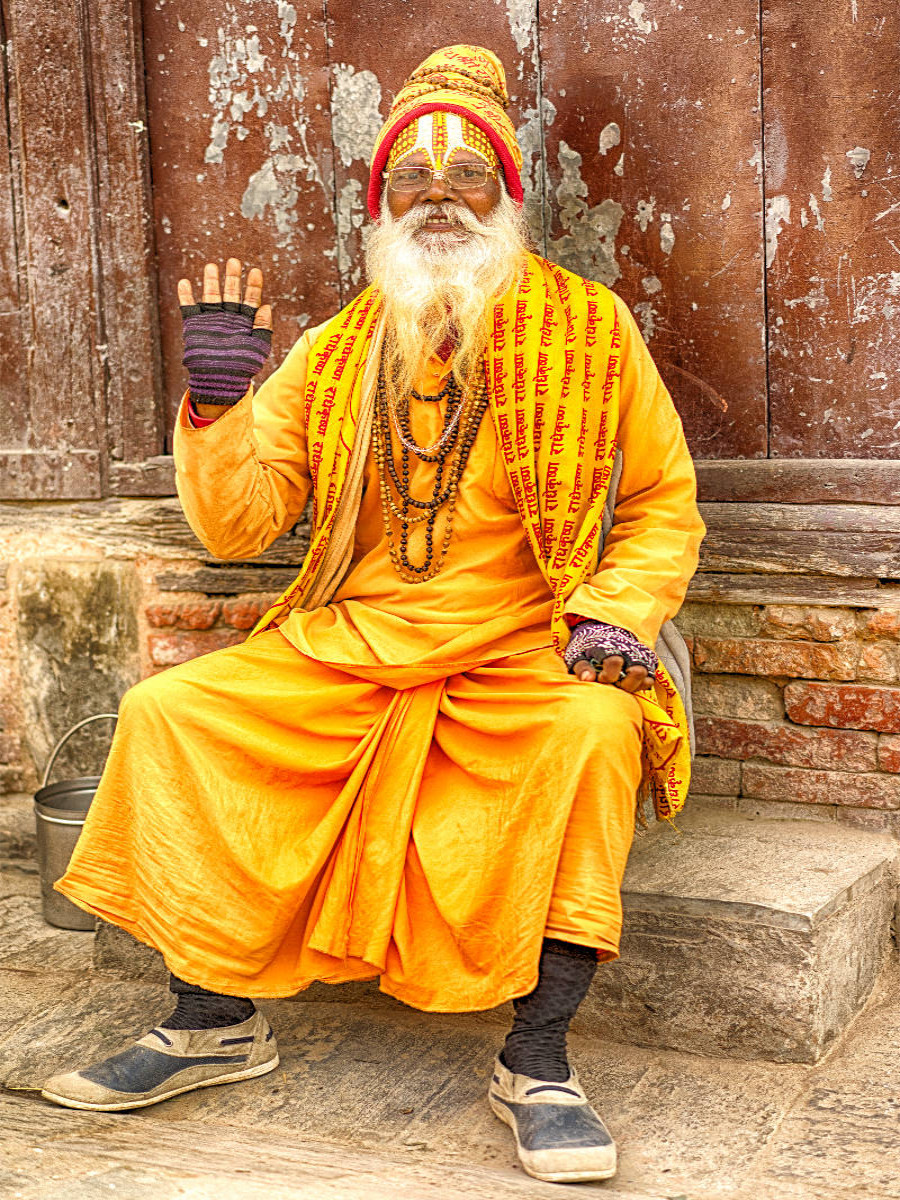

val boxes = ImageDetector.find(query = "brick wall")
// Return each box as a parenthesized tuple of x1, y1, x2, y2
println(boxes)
(0, 497, 302, 793)
(145, 596, 279, 671)
(3, 495, 900, 845)
(677, 602, 900, 834)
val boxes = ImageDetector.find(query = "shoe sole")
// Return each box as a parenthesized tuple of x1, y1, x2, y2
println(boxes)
(41, 1053, 280, 1112)
(488, 1091, 618, 1183)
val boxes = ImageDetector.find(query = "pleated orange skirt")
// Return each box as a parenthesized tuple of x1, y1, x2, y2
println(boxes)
(58, 629, 642, 1010)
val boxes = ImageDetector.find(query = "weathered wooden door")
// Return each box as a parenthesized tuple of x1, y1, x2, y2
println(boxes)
(0, 0, 897, 500)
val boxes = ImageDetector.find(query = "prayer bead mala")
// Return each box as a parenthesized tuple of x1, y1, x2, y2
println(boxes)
(373, 358, 490, 583)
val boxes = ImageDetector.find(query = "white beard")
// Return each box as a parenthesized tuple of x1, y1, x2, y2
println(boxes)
(364, 187, 530, 399)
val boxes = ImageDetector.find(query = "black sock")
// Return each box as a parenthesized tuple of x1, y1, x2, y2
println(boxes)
(500, 938, 598, 1082)
(160, 974, 256, 1031)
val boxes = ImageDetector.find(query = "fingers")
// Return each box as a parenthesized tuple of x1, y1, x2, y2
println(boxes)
(572, 655, 622, 684)
(202, 262, 222, 304)
(572, 655, 651, 693)
(598, 655, 624, 685)
(223, 258, 242, 305)
(178, 262, 269, 321)
(618, 665, 651, 694)
(253, 303, 273, 331)
(244, 266, 264, 310)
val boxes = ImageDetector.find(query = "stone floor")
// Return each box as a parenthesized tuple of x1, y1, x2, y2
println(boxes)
(2, 850, 899, 1198)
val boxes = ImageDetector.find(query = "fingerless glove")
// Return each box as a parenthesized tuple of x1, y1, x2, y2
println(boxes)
(563, 619, 658, 677)
(180, 301, 272, 406)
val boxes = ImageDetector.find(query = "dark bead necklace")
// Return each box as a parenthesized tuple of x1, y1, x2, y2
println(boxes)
(373, 356, 489, 583)
(410, 377, 453, 403)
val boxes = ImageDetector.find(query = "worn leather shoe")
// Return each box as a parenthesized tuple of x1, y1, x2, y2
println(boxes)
(489, 1055, 617, 1182)
(41, 1010, 278, 1111)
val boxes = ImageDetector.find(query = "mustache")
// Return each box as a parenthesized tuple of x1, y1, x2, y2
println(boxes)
(400, 202, 485, 234)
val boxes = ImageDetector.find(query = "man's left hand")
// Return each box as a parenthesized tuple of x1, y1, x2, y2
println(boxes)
(571, 655, 651, 693)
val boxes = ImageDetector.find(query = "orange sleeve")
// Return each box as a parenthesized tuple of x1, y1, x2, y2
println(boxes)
(563, 294, 706, 647)
(172, 319, 330, 560)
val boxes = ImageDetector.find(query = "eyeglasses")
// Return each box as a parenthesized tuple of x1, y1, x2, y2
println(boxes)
(384, 163, 497, 192)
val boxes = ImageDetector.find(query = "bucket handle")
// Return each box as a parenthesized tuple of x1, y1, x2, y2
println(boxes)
(41, 714, 119, 791)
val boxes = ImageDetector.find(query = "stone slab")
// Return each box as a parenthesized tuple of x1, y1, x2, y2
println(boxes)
(584, 806, 897, 1063)
(0, 1095, 663, 1200)
(4, 956, 900, 1200)
(622, 804, 894, 929)
(739, 971, 900, 1200)
(15, 560, 139, 780)
(0, 886, 93, 976)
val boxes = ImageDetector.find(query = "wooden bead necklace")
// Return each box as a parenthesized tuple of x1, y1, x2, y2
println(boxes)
(373, 357, 489, 583)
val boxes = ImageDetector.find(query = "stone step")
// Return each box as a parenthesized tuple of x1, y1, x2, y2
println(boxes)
(4, 950, 900, 1200)
(585, 803, 899, 1064)
(83, 802, 900, 1066)
(4, 864, 900, 1199)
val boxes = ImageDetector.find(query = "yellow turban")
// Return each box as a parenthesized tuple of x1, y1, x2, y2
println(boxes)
(368, 44, 524, 217)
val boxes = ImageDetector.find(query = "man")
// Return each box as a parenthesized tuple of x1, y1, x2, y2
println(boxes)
(45, 46, 704, 1185)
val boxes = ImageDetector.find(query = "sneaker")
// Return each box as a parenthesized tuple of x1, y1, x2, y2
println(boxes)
(488, 1055, 617, 1183)
(41, 1010, 278, 1112)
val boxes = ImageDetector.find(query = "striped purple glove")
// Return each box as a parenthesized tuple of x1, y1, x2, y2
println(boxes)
(563, 620, 658, 678)
(180, 301, 272, 406)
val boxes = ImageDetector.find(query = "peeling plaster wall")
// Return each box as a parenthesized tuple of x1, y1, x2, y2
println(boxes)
(202, 3, 325, 249)
(330, 65, 384, 289)
(550, 142, 624, 288)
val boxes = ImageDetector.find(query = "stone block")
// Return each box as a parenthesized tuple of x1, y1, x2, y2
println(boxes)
(863, 609, 900, 638)
(878, 735, 900, 774)
(0, 794, 36, 860)
(762, 606, 857, 643)
(583, 805, 896, 1063)
(673, 602, 763, 639)
(784, 681, 900, 733)
(222, 596, 276, 630)
(743, 763, 900, 810)
(145, 600, 221, 629)
(835, 807, 900, 838)
(15, 561, 140, 780)
(690, 755, 741, 796)
(147, 628, 244, 668)
(696, 716, 877, 772)
(735, 797, 837, 824)
(693, 638, 858, 681)
(857, 643, 900, 683)
(692, 674, 785, 720)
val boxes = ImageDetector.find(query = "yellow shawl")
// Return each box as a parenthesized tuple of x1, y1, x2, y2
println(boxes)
(250, 255, 691, 820)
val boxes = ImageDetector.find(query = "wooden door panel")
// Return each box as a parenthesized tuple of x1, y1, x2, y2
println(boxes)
(763, 2, 900, 459)
(0, 0, 103, 498)
(141, 0, 342, 436)
(539, 0, 768, 459)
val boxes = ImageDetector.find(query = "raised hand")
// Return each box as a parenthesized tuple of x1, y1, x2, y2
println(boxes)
(178, 259, 274, 419)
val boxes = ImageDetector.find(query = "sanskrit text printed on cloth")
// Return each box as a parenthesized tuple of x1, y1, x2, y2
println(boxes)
(248, 255, 694, 822)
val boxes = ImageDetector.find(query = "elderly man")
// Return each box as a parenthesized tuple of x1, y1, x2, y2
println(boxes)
(45, 46, 703, 1184)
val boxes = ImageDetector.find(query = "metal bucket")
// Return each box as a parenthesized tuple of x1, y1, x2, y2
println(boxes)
(33, 714, 117, 930)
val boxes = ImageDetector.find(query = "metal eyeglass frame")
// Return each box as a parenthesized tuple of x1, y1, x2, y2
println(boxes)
(382, 164, 499, 192)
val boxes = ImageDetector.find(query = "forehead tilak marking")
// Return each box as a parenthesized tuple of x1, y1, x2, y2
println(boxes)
(388, 112, 497, 172)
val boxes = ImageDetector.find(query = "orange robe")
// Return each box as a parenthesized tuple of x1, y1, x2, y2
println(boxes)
(57, 285, 704, 1008)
